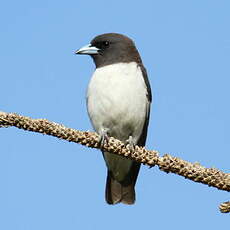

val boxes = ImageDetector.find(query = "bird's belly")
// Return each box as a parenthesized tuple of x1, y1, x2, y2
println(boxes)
(87, 62, 147, 143)
(89, 91, 143, 141)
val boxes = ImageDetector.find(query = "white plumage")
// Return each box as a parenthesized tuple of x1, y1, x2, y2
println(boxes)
(87, 62, 148, 144)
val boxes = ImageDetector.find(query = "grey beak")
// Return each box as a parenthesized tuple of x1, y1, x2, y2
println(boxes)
(75, 44, 100, 55)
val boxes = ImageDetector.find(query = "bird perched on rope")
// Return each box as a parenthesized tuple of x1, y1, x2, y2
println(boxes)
(75, 33, 152, 205)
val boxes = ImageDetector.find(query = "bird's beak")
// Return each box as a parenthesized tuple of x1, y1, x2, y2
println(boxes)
(75, 44, 100, 55)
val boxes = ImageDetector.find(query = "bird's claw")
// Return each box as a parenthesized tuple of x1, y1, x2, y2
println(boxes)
(98, 128, 109, 149)
(125, 135, 135, 153)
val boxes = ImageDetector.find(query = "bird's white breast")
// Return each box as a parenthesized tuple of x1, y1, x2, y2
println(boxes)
(87, 62, 148, 143)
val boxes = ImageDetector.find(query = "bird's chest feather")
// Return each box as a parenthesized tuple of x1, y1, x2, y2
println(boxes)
(87, 62, 147, 140)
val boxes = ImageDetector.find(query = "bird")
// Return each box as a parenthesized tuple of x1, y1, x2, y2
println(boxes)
(75, 33, 152, 205)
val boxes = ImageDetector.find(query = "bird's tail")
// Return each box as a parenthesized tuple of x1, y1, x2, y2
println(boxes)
(105, 171, 135, 205)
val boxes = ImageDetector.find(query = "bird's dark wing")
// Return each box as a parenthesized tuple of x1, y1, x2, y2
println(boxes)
(125, 65, 152, 194)
(137, 65, 152, 147)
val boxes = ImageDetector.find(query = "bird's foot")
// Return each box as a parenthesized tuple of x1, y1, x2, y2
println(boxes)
(98, 128, 109, 149)
(125, 135, 135, 153)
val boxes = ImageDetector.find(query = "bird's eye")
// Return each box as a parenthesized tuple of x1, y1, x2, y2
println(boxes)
(103, 41, 110, 47)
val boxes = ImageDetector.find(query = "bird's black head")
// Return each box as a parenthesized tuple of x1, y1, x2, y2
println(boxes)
(75, 33, 142, 68)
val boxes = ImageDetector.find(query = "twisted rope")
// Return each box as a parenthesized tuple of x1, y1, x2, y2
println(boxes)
(0, 111, 229, 213)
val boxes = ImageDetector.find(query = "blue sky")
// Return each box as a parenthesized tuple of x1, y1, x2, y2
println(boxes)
(0, 0, 229, 229)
